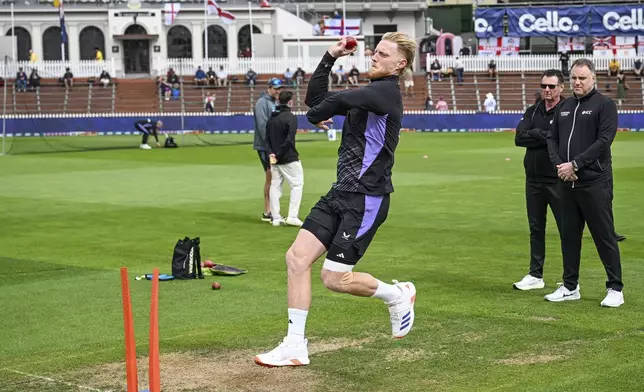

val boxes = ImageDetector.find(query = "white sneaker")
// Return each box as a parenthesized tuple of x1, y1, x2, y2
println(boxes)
(272, 218, 283, 227)
(139, 144, 152, 150)
(544, 284, 580, 302)
(254, 337, 310, 367)
(513, 274, 545, 291)
(600, 288, 624, 308)
(285, 217, 303, 227)
(387, 280, 416, 339)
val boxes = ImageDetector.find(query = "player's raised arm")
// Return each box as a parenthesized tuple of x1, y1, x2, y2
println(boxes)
(304, 37, 357, 109)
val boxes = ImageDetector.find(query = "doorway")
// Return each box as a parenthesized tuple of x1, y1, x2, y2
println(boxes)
(370, 24, 398, 49)
(124, 40, 150, 74)
(122, 24, 151, 74)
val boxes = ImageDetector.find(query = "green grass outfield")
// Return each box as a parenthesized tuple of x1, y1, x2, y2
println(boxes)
(0, 132, 643, 392)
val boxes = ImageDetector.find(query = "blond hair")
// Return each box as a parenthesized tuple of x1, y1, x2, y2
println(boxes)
(381, 32, 417, 76)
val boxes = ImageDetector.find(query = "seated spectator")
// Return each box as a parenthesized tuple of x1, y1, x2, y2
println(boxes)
(348, 65, 359, 85)
(435, 95, 449, 111)
(294, 67, 305, 85)
(246, 68, 257, 86)
(29, 69, 40, 90)
(488, 60, 497, 79)
(195, 66, 206, 86)
(29, 49, 38, 63)
(335, 65, 346, 85)
(95, 47, 103, 61)
(534, 90, 542, 104)
(216, 65, 228, 87)
(313, 20, 325, 36)
(206, 67, 217, 86)
(15, 67, 27, 92)
(425, 96, 433, 111)
(99, 70, 111, 88)
(157, 76, 171, 101)
(239, 47, 252, 58)
(167, 68, 179, 87)
(403, 67, 414, 96)
(459, 46, 471, 56)
(205, 93, 216, 112)
(171, 86, 181, 100)
(484, 92, 497, 112)
(365, 47, 373, 56)
(454, 57, 464, 85)
(634, 58, 643, 77)
(284, 68, 294, 85)
(608, 58, 620, 77)
(429, 59, 442, 81)
(63, 67, 74, 89)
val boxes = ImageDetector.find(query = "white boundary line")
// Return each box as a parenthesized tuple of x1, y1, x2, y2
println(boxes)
(1, 368, 111, 392)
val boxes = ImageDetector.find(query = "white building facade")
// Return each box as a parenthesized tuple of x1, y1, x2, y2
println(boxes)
(0, 2, 427, 77)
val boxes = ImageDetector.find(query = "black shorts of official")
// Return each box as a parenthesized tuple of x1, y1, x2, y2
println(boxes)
(257, 151, 270, 172)
(302, 188, 390, 268)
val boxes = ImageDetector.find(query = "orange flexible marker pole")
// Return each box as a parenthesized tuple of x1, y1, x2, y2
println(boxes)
(120, 267, 138, 392)
(148, 268, 161, 392)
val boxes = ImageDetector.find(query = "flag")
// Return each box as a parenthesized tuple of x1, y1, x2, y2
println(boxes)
(323, 18, 360, 36)
(207, 0, 236, 24)
(164, 3, 181, 26)
(593, 36, 636, 57)
(58, 0, 67, 44)
(477, 37, 519, 56)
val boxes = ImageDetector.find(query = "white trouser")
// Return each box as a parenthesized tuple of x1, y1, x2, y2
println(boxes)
(270, 160, 304, 220)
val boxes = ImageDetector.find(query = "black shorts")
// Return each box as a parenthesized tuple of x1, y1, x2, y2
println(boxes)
(302, 188, 390, 268)
(257, 151, 270, 172)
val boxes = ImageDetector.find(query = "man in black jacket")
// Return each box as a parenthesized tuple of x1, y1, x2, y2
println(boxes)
(513, 69, 565, 291)
(266, 90, 304, 228)
(546, 58, 624, 307)
(254, 32, 417, 368)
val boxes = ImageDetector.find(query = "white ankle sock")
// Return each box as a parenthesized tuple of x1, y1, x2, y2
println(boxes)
(372, 280, 402, 303)
(287, 308, 308, 342)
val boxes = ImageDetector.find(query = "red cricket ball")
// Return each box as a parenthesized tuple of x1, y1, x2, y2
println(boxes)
(345, 36, 358, 50)
(211, 282, 221, 290)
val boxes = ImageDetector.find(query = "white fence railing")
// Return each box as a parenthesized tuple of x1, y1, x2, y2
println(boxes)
(1, 54, 640, 80)
(1, 58, 116, 79)
(426, 54, 639, 73)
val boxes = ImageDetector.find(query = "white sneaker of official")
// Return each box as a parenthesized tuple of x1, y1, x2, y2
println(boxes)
(269, 161, 304, 222)
(285, 217, 303, 227)
(139, 144, 152, 150)
(513, 274, 545, 291)
(254, 337, 310, 367)
(387, 281, 417, 338)
(544, 284, 581, 302)
(600, 288, 624, 308)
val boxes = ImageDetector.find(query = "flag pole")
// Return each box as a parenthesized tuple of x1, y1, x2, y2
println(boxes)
(342, 0, 346, 36)
(248, 1, 254, 58)
(60, 0, 66, 62)
(10, 3, 16, 61)
(204, 0, 209, 62)
(296, 4, 301, 63)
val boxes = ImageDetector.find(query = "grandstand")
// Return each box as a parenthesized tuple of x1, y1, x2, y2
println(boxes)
(3, 56, 643, 115)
